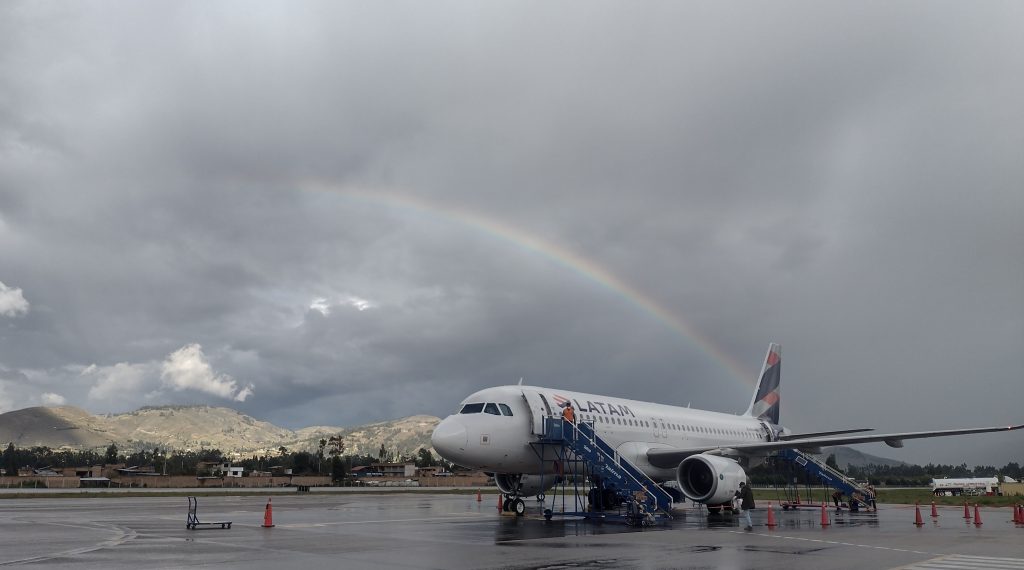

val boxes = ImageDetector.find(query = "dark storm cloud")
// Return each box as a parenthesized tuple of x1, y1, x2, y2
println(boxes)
(1, 1, 1021, 464)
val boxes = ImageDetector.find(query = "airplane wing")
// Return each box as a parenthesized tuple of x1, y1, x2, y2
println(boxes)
(646, 423, 1024, 469)
(776, 428, 874, 441)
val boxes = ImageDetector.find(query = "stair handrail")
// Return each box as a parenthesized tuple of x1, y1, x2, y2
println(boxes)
(781, 448, 873, 501)
(564, 420, 673, 511)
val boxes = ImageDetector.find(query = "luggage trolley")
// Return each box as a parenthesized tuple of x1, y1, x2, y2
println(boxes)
(186, 496, 233, 530)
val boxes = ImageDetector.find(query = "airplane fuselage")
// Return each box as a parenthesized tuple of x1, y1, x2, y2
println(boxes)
(431, 385, 776, 482)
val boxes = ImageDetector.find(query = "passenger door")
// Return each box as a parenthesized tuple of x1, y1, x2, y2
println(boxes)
(522, 389, 553, 435)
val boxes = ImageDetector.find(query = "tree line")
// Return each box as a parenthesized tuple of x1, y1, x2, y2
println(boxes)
(3, 438, 454, 481)
(747, 454, 1023, 487)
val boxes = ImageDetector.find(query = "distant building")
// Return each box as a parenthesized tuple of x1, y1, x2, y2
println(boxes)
(63, 465, 103, 478)
(197, 461, 245, 478)
(116, 465, 160, 476)
(371, 462, 417, 478)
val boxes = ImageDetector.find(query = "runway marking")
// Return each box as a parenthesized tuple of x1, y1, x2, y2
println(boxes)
(275, 513, 492, 528)
(736, 531, 1024, 566)
(894, 554, 1024, 570)
(0, 521, 137, 566)
(730, 530, 935, 556)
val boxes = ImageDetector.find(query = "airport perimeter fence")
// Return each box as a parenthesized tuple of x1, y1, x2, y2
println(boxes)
(1, 474, 491, 490)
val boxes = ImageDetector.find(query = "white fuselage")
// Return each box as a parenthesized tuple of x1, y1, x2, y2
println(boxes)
(431, 385, 775, 482)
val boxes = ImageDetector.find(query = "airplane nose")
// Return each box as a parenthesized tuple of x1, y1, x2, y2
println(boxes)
(431, 417, 468, 460)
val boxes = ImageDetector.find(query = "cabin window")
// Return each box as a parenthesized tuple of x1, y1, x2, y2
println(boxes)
(460, 403, 485, 414)
(483, 403, 500, 415)
(498, 404, 513, 416)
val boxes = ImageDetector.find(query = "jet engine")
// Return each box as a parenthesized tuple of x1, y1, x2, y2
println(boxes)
(676, 454, 747, 504)
(494, 473, 559, 497)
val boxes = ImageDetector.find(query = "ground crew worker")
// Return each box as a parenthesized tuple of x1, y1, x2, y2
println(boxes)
(736, 481, 755, 531)
(866, 485, 877, 512)
(562, 403, 575, 424)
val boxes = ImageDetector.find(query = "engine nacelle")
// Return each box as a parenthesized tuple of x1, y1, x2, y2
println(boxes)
(494, 473, 559, 497)
(676, 454, 747, 504)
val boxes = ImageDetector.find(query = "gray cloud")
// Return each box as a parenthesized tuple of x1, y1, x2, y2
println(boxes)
(0, 1, 1021, 465)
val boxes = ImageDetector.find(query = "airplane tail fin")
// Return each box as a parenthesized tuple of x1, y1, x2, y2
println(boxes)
(743, 343, 781, 424)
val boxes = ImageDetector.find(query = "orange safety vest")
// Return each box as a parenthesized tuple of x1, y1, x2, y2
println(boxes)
(562, 406, 575, 423)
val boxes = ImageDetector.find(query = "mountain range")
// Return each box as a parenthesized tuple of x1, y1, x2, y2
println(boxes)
(0, 405, 439, 458)
(0, 405, 904, 468)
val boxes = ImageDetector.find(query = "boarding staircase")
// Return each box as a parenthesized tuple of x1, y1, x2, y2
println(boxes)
(537, 417, 674, 516)
(776, 448, 874, 505)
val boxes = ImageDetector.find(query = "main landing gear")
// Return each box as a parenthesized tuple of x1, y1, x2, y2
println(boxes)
(502, 495, 527, 516)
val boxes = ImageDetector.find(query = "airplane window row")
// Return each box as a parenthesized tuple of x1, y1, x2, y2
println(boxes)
(578, 415, 764, 440)
(459, 403, 514, 416)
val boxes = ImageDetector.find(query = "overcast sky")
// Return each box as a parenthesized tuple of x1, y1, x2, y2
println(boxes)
(1, 1, 1021, 465)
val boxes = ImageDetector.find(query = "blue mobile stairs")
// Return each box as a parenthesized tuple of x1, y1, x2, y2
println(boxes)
(775, 448, 875, 510)
(531, 417, 674, 526)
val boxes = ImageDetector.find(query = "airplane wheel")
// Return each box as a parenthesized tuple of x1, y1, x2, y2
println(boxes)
(502, 498, 511, 512)
(514, 498, 526, 516)
(543, 508, 553, 520)
(537, 493, 545, 501)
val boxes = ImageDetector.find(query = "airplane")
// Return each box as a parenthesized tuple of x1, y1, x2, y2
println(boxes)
(431, 343, 1023, 515)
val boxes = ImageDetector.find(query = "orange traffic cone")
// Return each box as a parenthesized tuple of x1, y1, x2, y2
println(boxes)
(766, 502, 777, 528)
(973, 504, 982, 527)
(963, 501, 971, 519)
(1017, 504, 1024, 525)
(820, 501, 830, 527)
(913, 502, 924, 527)
(476, 490, 482, 502)
(498, 494, 504, 512)
(1011, 504, 1020, 524)
(931, 501, 939, 518)
(262, 498, 274, 528)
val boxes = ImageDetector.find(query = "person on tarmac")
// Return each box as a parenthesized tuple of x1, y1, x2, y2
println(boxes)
(736, 481, 756, 531)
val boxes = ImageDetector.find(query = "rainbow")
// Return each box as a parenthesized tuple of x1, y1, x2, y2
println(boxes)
(304, 182, 753, 387)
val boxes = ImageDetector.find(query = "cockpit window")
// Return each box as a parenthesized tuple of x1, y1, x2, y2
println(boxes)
(483, 403, 500, 415)
(460, 403, 485, 414)
(498, 404, 513, 416)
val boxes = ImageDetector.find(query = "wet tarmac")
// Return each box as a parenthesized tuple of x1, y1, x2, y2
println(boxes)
(1, 492, 1022, 569)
